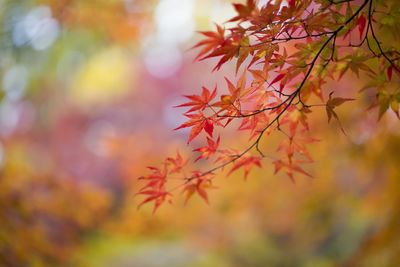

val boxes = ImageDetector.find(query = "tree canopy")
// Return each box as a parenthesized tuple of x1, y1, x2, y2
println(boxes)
(138, 0, 400, 212)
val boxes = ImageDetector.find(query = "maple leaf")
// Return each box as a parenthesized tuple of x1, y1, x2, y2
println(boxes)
(206, 44, 239, 71)
(249, 69, 269, 87)
(212, 75, 247, 126)
(390, 98, 399, 119)
(269, 73, 285, 87)
(175, 86, 217, 113)
(175, 113, 220, 143)
(238, 112, 270, 139)
(377, 91, 390, 120)
(235, 37, 251, 73)
(138, 165, 168, 191)
(194, 136, 220, 162)
(214, 148, 241, 165)
(228, 0, 257, 22)
(286, 107, 312, 135)
(228, 155, 262, 179)
(273, 159, 312, 183)
(277, 133, 319, 163)
(193, 24, 226, 61)
(337, 52, 375, 79)
(325, 92, 354, 134)
(137, 164, 172, 213)
(215, 77, 241, 108)
(182, 172, 215, 204)
(357, 14, 366, 39)
(137, 190, 171, 214)
(166, 151, 187, 174)
(137, 0, 399, 212)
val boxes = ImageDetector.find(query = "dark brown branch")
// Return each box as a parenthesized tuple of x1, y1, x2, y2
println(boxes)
(367, 0, 400, 72)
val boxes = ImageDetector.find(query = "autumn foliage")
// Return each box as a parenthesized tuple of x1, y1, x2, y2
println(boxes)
(137, 0, 400, 212)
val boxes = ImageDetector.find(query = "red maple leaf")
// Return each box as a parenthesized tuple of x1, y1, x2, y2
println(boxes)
(137, 190, 171, 214)
(357, 14, 367, 39)
(175, 113, 220, 143)
(175, 86, 217, 113)
(194, 136, 220, 161)
(228, 0, 257, 22)
(138, 165, 168, 191)
(192, 24, 226, 61)
(166, 151, 187, 174)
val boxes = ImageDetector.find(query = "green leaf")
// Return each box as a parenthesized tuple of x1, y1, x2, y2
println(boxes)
(377, 92, 390, 120)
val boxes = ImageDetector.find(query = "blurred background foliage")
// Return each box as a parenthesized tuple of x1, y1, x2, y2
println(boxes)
(0, 0, 399, 266)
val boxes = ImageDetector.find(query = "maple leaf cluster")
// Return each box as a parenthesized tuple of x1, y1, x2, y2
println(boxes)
(138, 0, 400, 212)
